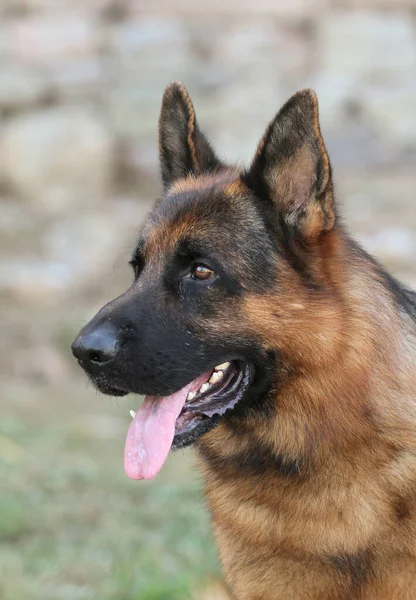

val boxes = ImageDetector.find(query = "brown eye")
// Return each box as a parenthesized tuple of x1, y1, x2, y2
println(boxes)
(192, 264, 216, 281)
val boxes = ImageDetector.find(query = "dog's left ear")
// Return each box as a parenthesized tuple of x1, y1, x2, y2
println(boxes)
(245, 89, 335, 242)
(159, 82, 222, 190)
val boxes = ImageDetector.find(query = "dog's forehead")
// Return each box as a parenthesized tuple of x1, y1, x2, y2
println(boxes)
(138, 174, 263, 259)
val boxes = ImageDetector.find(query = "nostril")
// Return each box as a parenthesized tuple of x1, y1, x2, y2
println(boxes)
(88, 350, 106, 364)
(87, 344, 118, 364)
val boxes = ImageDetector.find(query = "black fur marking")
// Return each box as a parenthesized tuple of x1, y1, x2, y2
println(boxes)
(328, 549, 373, 590)
(393, 495, 411, 522)
(275, 213, 322, 290)
(199, 441, 302, 480)
(233, 445, 302, 478)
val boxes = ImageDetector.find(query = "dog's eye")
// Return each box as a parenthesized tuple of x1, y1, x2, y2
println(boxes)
(129, 257, 143, 280)
(191, 264, 216, 281)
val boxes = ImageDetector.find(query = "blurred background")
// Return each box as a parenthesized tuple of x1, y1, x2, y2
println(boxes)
(1, 0, 415, 598)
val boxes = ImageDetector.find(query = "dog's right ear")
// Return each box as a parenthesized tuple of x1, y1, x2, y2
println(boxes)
(158, 82, 222, 190)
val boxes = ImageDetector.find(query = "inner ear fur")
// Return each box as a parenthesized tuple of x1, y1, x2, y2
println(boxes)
(158, 82, 222, 190)
(245, 89, 335, 241)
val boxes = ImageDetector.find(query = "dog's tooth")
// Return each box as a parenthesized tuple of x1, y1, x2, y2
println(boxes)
(215, 362, 230, 371)
(209, 371, 223, 384)
(129, 410, 136, 419)
(187, 391, 196, 401)
(200, 382, 210, 394)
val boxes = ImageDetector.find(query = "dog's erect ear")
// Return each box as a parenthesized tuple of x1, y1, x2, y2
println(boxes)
(158, 82, 222, 189)
(246, 89, 335, 241)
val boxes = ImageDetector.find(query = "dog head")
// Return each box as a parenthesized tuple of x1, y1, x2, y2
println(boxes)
(72, 83, 339, 479)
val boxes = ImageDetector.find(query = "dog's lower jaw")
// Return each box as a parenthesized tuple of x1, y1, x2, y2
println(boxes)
(172, 414, 222, 451)
(173, 356, 280, 454)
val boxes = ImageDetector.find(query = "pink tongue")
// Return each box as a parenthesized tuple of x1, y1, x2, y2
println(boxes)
(124, 372, 211, 480)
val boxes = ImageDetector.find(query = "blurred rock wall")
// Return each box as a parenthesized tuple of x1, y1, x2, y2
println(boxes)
(1, 0, 415, 382)
(1, 0, 415, 204)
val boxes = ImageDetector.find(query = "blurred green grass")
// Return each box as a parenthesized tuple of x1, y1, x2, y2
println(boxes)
(1, 379, 220, 600)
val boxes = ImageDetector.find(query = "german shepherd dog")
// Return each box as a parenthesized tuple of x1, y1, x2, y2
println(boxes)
(72, 83, 416, 599)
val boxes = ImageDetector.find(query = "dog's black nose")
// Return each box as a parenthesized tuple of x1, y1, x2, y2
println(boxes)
(71, 327, 119, 365)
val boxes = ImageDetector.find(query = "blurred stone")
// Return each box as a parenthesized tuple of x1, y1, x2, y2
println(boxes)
(0, 196, 148, 303)
(319, 11, 416, 77)
(0, 199, 33, 233)
(336, 0, 416, 6)
(0, 66, 47, 110)
(362, 84, 416, 147)
(325, 127, 393, 169)
(105, 17, 193, 141)
(0, 108, 113, 209)
(6, 13, 99, 68)
(339, 171, 416, 235)
(50, 58, 103, 97)
(313, 72, 357, 129)
(0, 25, 11, 58)
(210, 83, 286, 163)
(110, 16, 192, 77)
(105, 85, 162, 141)
(0, 259, 72, 296)
(41, 214, 122, 281)
(361, 227, 416, 259)
(2, 0, 114, 11)
(214, 19, 310, 79)
(130, 0, 327, 18)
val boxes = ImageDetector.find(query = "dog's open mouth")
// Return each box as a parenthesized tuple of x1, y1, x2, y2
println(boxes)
(124, 360, 253, 480)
